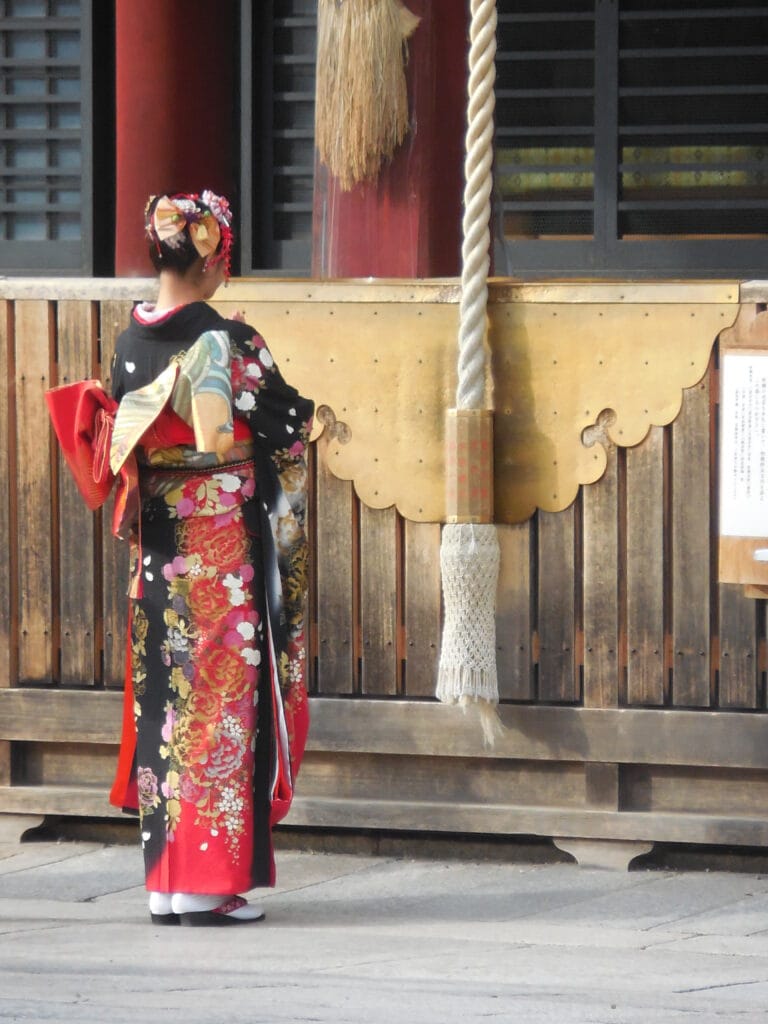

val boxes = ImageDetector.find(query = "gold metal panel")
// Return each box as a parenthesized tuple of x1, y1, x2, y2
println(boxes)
(215, 281, 738, 524)
(215, 292, 459, 522)
(489, 279, 738, 305)
(492, 301, 736, 522)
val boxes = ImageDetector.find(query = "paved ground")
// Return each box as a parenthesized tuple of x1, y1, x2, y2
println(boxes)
(2, 831, 768, 1023)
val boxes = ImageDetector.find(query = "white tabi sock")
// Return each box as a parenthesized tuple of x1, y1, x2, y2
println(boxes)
(148, 892, 174, 916)
(170, 892, 224, 914)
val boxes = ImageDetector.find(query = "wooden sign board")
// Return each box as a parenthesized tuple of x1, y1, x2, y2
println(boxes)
(719, 343, 768, 586)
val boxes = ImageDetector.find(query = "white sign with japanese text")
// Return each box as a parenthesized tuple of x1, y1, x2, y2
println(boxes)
(720, 352, 768, 538)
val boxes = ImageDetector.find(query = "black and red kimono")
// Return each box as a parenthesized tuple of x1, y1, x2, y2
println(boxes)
(49, 300, 313, 895)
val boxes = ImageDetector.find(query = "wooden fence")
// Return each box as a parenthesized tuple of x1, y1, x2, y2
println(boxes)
(2, 278, 768, 863)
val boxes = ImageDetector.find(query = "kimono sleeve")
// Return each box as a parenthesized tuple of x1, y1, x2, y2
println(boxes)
(230, 328, 314, 467)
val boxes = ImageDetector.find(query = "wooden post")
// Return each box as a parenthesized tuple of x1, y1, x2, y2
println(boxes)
(114, 0, 235, 274)
(312, 0, 467, 277)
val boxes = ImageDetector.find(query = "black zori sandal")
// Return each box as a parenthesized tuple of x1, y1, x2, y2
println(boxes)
(150, 912, 181, 925)
(179, 895, 266, 927)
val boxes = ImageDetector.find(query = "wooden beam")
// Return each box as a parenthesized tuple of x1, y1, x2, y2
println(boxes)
(284, 797, 768, 848)
(4, 691, 768, 771)
(0, 785, 122, 818)
(2, 787, 768, 849)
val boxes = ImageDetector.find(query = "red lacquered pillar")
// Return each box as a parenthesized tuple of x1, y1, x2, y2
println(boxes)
(312, 0, 468, 279)
(114, 0, 235, 275)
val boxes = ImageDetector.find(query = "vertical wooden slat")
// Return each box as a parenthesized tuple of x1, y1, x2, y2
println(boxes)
(497, 522, 533, 700)
(671, 375, 712, 706)
(537, 507, 578, 702)
(57, 301, 97, 685)
(759, 600, 768, 711)
(583, 445, 619, 708)
(0, 301, 12, 789)
(305, 444, 318, 694)
(718, 586, 758, 708)
(15, 301, 54, 683)
(0, 301, 12, 690)
(99, 300, 131, 688)
(626, 425, 665, 705)
(403, 521, 441, 696)
(315, 446, 356, 693)
(360, 505, 398, 695)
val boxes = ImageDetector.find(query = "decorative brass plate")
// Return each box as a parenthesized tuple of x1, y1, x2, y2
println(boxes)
(216, 280, 738, 524)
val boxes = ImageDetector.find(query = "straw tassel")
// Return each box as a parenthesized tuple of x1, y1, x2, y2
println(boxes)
(316, 0, 420, 191)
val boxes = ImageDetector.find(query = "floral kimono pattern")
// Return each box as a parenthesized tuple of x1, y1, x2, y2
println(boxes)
(109, 301, 313, 895)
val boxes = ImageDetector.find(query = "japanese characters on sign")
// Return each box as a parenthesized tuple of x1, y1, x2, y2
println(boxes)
(720, 352, 768, 539)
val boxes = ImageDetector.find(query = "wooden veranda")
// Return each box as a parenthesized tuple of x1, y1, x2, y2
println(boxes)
(2, 276, 768, 865)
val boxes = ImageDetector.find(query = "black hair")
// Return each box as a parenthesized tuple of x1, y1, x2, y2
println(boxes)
(145, 194, 219, 275)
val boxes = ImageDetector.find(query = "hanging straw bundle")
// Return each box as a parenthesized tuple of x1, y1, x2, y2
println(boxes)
(315, 0, 420, 191)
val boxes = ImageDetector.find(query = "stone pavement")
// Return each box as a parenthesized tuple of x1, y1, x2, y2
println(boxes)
(2, 833, 768, 1023)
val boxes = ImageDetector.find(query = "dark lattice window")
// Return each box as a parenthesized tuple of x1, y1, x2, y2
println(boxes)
(241, 0, 316, 274)
(0, 0, 94, 273)
(496, 0, 768, 278)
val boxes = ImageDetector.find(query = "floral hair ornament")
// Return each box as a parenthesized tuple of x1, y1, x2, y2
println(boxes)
(146, 191, 234, 278)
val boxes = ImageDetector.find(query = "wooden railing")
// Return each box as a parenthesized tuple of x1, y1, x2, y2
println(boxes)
(2, 278, 768, 862)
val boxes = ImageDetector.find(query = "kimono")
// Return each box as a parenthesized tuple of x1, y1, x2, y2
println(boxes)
(103, 300, 313, 895)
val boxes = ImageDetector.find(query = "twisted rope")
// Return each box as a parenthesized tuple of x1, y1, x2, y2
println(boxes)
(456, 0, 497, 410)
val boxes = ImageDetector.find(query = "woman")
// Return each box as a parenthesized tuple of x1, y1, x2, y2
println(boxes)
(106, 191, 314, 925)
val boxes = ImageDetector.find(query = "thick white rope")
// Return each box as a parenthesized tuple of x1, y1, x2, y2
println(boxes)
(456, 0, 497, 412)
(437, 0, 501, 738)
